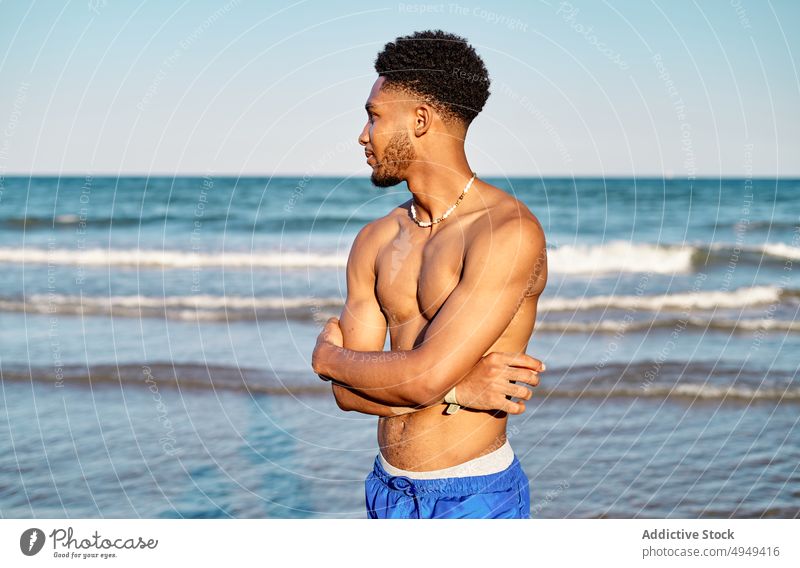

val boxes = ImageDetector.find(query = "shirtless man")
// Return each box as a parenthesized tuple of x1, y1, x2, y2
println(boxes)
(311, 30, 547, 519)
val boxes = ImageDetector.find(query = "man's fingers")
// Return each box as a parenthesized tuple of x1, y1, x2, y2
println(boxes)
(508, 370, 540, 387)
(504, 353, 546, 372)
(509, 384, 532, 400)
(502, 399, 526, 415)
(322, 316, 339, 328)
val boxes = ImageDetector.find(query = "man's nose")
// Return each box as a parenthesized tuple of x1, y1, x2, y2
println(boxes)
(358, 121, 369, 146)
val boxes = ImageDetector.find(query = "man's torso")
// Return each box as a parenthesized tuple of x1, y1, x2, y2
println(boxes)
(367, 182, 543, 470)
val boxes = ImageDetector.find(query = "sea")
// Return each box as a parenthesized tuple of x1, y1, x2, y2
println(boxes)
(0, 175, 798, 518)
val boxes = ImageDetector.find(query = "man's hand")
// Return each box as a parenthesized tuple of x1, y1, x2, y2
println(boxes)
(313, 316, 343, 381)
(318, 316, 343, 348)
(452, 352, 545, 415)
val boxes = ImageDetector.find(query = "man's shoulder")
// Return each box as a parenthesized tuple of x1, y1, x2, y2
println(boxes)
(471, 184, 544, 243)
(355, 206, 403, 243)
(348, 207, 404, 269)
(464, 186, 547, 293)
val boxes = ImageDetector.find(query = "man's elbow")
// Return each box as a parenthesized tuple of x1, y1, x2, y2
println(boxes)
(331, 383, 354, 412)
(334, 396, 352, 412)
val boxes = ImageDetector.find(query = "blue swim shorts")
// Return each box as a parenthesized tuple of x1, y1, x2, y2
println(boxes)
(364, 453, 530, 519)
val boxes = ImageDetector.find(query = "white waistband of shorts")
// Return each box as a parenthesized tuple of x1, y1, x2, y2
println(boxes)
(378, 439, 514, 479)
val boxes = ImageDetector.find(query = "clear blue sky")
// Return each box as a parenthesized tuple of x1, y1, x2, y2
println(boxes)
(0, 0, 798, 177)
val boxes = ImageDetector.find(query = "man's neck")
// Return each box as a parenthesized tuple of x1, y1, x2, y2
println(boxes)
(405, 161, 477, 224)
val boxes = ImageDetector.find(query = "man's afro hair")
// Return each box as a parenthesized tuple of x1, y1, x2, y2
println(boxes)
(374, 29, 491, 127)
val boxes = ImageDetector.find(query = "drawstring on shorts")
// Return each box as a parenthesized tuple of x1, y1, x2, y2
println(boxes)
(386, 475, 421, 519)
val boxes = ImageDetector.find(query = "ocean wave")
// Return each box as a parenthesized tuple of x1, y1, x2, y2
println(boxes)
(545, 360, 799, 403)
(539, 285, 785, 311)
(4, 286, 797, 324)
(727, 220, 800, 231)
(547, 241, 694, 274)
(549, 384, 800, 402)
(3, 363, 326, 395)
(702, 242, 800, 265)
(1, 214, 184, 228)
(0, 213, 378, 230)
(537, 316, 800, 333)
(0, 247, 348, 268)
(757, 242, 800, 261)
(548, 240, 800, 274)
(0, 240, 797, 272)
(2, 294, 343, 321)
(8, 360, 798, 404)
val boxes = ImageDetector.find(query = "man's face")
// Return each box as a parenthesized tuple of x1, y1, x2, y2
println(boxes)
(359, 77, 417, 188)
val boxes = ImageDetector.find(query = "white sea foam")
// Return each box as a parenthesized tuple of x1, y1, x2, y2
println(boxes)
(536, 316, 800, 333)
(12, 294, 342, 312)
(1, 243, 686, 272)
(651, 383, 800, 401)
(758, 242, 800, 261)
(561, 384, 800, 401)
(1, 240, 797, 272)
(0, 247, 347, 268)
(547, 240, 694, 274)
(539, 285, 783, 312)
(5, 286, 796, 329)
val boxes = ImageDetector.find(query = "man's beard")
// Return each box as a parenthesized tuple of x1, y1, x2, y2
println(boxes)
(370, 131, 416, 188)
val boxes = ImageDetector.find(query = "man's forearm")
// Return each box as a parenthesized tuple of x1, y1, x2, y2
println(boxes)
(314, 342, 432, 405)
(331, 383, 439, 417)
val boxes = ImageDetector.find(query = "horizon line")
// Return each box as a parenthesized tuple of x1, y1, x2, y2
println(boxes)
(2, 172, 798, 180)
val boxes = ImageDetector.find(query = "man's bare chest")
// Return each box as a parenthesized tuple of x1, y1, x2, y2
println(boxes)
(374, 224, 467, 325)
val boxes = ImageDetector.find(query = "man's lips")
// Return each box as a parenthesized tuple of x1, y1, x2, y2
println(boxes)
(365, 151, 376, 165)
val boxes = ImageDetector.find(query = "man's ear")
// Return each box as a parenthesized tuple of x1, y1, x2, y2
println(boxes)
(413, 104, 433, 137)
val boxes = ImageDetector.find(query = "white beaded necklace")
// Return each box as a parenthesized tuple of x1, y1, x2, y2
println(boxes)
(410, 172, 477, 228)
